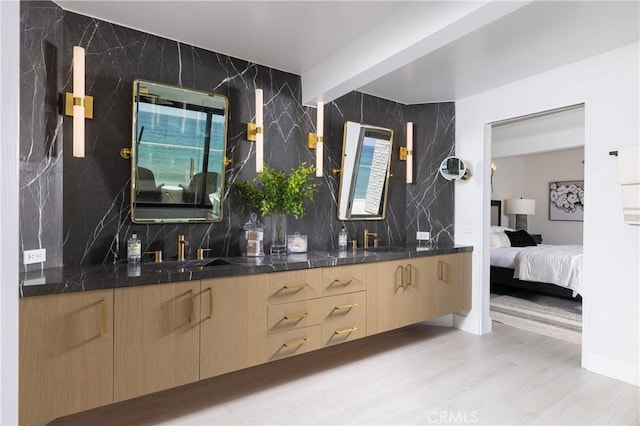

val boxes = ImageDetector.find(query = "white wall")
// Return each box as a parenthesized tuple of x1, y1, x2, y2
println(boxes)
(0, 0, 20, 423)
(454, 41, 639, 386)
(493, 148, 585, 245)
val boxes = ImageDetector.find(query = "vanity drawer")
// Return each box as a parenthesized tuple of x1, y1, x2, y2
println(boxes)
(267, 325, 322, 360)
(267, 299, 322, 333)
(321, 291, 367, 346)
(267, 269, 322, 305)
(321, 264, 366, 296)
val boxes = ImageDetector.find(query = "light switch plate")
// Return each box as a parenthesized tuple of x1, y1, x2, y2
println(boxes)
(416, 231, 430, 241)
(24, 248, 46, 265)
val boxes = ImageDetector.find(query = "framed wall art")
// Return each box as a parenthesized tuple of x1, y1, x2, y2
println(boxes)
(549, 180, 584, 221)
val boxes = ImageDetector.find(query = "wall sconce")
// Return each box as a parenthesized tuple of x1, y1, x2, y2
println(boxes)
(247, 88, 264, 172)
(491, 162, 497, 192)
(308, 101, 324, 177)
(399, 122, 413, 183)
(506, 198, 536, 231)
(64, 46, 93, 158)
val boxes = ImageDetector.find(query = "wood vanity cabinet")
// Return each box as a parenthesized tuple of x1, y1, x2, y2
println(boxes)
(114, 281, 201, 402)
(19, 289, 114, 426)
(366, 259, 431, 335)
(427, 252, 472, 317)
(200, 274, 269, 379)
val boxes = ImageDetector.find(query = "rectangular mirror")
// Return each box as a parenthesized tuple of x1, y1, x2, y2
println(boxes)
(130, 80, 228, 223)
(337, 121, 393, 220)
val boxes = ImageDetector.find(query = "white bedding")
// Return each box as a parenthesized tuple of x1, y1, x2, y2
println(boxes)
(491, 244, 583, 296)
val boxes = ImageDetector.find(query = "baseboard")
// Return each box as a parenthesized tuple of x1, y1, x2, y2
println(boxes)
(582, 352, 639, 386)
(424, 314, 453, 328)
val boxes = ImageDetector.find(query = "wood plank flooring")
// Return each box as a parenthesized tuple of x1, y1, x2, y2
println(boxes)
(51, 322, 639, 425)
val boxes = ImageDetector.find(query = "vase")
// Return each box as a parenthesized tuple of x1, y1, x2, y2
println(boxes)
(269, 211, 287, 255)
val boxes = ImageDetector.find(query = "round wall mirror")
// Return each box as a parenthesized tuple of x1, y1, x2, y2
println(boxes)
(439, 156, 470, 181)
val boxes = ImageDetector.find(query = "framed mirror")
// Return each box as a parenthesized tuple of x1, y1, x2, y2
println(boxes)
(439, 156, 470, 181)
(337, 121, 393, 220)
(129, 80, 229, 223)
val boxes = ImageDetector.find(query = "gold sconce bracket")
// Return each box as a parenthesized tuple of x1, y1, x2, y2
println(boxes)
(247, 122, 263, 142)
(461, 169, 472, 181)
(65, 92, 94, 118)
(399, 147, 412, 161)
(120, 148, 132, 159)
(331, 168, 342, 175)
(308, 133, 323, 149)
(223, 156, 232, 167)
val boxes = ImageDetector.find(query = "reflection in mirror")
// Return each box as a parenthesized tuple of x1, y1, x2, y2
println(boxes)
(337, 121, 393, 220)
(130, 80, 228, 223)
(439, 156, 469, 181)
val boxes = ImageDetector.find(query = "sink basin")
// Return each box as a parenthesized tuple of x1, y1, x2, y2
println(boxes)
(360, 246, 404, 253)
(205, 258, 232, 267)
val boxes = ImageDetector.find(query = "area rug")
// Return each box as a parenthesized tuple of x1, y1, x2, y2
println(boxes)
(490, 292, 582, 344)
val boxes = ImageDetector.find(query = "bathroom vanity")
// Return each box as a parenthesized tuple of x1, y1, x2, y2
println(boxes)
(19, 246, 471, 425)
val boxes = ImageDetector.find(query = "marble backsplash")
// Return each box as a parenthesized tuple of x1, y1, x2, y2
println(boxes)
(20, 0, 454, 270)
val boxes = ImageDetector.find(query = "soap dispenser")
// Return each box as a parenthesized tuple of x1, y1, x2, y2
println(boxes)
(127, 230, 141, 264)
(338, 226, 348, 250)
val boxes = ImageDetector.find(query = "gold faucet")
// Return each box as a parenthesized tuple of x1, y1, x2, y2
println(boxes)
(363, 229, 378, 249)
(177, 234, 188, 261)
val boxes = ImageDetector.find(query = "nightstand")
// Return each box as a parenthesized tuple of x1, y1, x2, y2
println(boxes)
(530, 234, 543, 244)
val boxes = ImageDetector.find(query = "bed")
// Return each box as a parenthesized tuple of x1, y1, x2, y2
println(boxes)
(490, 200, 583, 299)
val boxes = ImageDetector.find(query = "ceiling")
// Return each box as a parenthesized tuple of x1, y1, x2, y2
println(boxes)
(55, 1, 639, 105)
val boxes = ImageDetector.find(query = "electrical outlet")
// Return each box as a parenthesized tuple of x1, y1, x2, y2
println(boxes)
(24, 248, 46, 265)
(416, 231, 430, 241)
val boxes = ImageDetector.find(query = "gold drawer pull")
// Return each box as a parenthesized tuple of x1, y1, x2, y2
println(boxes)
(99, 299, 105, 337)
(283, 338, 310, 348)
(283, 312, 309, 321)
(331, 276, 356, 286)
(283, 283, 309, 291)
(438, 260, 444, 281)
(334, 326, 358, 335)
(189, 290, 195, 323)
(205, 287, 213, 320)
(405, 264, 413, 286)
(334, 303, 358, 311)
(395, 265, 404, 288)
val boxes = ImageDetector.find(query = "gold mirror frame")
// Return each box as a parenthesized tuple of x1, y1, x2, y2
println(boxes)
(337, 121, 394, 220)
(129, 79, 229, 223)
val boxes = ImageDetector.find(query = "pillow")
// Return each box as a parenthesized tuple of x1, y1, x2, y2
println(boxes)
(491, 225, 514, 233)
(490, 232, 511, 248)
(504, 230, 537, 247)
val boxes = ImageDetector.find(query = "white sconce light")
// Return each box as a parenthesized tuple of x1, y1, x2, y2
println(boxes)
(308, 101, 324, 177)
(399, 122, 413, 183)
(247, 88, 264, 172)
(65, 46, 93, 158)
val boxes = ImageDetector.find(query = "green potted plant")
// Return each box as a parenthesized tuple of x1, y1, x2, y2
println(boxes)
(234, 163, 318, 254)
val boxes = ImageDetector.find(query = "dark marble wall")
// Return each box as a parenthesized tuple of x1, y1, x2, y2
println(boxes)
(20, 0, 455, 269)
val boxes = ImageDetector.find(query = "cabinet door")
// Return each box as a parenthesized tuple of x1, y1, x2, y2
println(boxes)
(19, 289, 114, 425)
(200, 274, 268, 379)
(429, 253, 472, 317)
(366, 260, 429, 335)
(114, 281, 200, 402)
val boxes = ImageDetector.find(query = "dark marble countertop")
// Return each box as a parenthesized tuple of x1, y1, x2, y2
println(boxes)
(19, 245, 473, 297)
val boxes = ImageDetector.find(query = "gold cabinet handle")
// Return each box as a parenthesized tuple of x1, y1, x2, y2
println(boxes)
(283, 338, 310, 348)
(395, 265, 404, 289)
(334, 303, 358, 311)
(189, 290, 195, 323)
(334, 326, 358, 335)
(405, 264, 413, 286)
(283, 283, 309, 291)
(283, 312, 309, 321)
(438, 260, 444, 281)
(331, 276, 356, 286)
(99, 299, 105, 337)
(205, 287, 213, 320)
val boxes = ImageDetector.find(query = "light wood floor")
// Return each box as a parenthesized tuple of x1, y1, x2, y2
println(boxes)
(51, 322, 639, 425)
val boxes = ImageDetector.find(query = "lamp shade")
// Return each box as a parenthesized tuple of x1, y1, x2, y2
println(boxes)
(506, 198, 536, 215)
